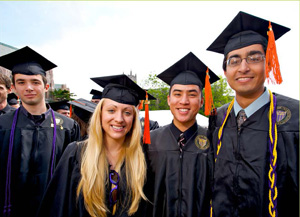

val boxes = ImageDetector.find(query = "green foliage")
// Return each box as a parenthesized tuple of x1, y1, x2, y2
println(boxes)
(140, 73, 234, 114)
(50, 88, 76, 101)
(140, 72, 169, 110)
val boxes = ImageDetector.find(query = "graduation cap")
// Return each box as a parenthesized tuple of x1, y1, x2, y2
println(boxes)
(68, 98, 96, 123)
(90, 89, 103, 100)
(90, 74, 156, 107)
(207, 11, 290, 84)
(0, 46, 57, 76)
(157, 52, 219, 89)
(157, 52, 219, 115)
(49, 100, 70, 111)
(7, 92, 19, 105)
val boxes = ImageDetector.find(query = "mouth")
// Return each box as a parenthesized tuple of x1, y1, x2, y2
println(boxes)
(111, 125, 125, 131)
(236, 77, 253, 82)
(177, 108, 189, 114)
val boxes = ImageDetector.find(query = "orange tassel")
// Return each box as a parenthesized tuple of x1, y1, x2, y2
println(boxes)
(143, 92, 151, 144)
(69, 104, 72, 117)
(265, 21, 282, 84)
(204, 68, 214, 116)
(138, 100, 144, 110)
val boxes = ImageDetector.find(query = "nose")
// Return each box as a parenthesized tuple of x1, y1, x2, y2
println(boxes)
(238, 58, 250, 73)
(26, 83, 34, 91)
(114, 110, 124, 123)
(179, 93, 189, 104)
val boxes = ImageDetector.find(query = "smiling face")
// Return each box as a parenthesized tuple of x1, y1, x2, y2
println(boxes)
(101, 98, 135, 144)
(224, 44, 266, 102)
(168, 84, 203, 131)
(12, 74, 49, 107)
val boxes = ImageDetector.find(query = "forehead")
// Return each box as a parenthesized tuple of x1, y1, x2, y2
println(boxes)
(170, 84, 201, 92)
(14, 73, 44, 81)
(227, 44, 264, 57)
(102, 98, 134, 110)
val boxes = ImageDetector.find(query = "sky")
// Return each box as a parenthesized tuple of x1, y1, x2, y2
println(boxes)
(0, 1, 299, 101)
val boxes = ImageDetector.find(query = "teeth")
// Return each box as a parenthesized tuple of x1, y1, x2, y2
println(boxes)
(112, 126, 123, 130)
(179, 109, 188, 112)
(237, 77, 250, 80)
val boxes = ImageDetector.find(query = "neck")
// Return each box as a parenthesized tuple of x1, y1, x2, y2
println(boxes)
(0, 100, 8, 110)
(173, 119, 195, 132)
(104, 138, 124, 169)
(22, 101, 47, 115)
(235, 88, 265, 109)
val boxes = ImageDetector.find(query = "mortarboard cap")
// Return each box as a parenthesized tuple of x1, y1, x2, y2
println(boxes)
(49, 100, 70, 111)
(68, 98, 96, 123)
(0, 46, 57, 76)
(157, 52, 219, 89)
(207, 11, 290, 56)
(7, 92, 19, 105)
(90, 74, 155, 106)
(90, 89, 103, 100)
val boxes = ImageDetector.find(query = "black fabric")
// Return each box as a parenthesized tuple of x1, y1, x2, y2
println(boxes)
(208, 93, 299, 217)
(0, 46, 57, 76)
(157, 52, 219, 90)
(207, 11, 290, 55)
(0, 106, 80, 217)
(37, 141, 149, 217)
(0, 104, 16, 115)
(144, 122, 211, 217)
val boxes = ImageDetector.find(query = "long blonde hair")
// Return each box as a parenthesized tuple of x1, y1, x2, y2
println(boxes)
(77, 99, 147, 217)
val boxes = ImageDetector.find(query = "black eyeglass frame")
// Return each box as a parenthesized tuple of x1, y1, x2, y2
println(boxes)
(226, 53, 265, 67)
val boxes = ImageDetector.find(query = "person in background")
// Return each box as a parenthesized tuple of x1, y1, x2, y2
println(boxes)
(68, 98, 97, 140)
(7, 92, 20, 109)
(144, 52, 219, 217)
(37, 74, 152, 217)
(90, 89, 102, 104)
(49, 99, 71, 117)
(0, 73, 16, 115)
(206, 11, 299, 217)
(0, 46, 80, 217)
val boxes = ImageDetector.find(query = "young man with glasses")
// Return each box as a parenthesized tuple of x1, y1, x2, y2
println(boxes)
(207, 11, 299, 217)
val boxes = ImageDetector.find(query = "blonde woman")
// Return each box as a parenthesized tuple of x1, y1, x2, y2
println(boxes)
(37, 75, 150, 217)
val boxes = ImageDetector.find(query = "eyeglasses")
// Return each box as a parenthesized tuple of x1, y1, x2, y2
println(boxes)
(109, 170, 119, 206)
(226, 53, 265, 67)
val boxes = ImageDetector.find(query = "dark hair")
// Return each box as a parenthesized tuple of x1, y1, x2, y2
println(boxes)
(0, 73, 12, 89)
(12, 74, 48, 86)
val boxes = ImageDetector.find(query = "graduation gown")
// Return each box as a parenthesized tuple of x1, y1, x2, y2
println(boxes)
(144, 122, 211, 217)
(37, 141, 149, 217)
(0, 104, 16, 115)
(0, 106, 80, 217)
(208, 93, 299, 217)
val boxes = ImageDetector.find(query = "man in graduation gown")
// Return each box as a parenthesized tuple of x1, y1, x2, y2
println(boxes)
(206, 11, 299, 217)
(49, 99, 71, 118)
(0, 73, 16, 115)
(144, 52, 219, 217)
(0, 46, 80, 217)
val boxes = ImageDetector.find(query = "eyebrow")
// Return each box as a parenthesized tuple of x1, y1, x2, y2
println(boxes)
(172, 89, 199, 93)
(228, 50, 264, 59)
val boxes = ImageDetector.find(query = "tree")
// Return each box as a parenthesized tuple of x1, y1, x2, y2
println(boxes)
(140, 73, 234, 115)
(50, 88, 76, 101)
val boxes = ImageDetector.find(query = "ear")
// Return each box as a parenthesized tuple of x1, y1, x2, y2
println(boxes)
(200, 96, 204, 108)
(44, 83, 50, 92)
(167, 95, 170, 107)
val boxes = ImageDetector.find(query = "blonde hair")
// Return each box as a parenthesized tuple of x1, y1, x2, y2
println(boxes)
(77, 98, 147, 217)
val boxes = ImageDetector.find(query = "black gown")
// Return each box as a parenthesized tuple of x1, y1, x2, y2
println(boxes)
(0, 106, 80, 217)
(144, 121, 211, 217)
(0, 104, 16, 115)
(37, 141, 149, 217)
(208, 93, 299, 217)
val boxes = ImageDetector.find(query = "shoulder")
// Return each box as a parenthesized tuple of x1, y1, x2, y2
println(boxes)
(0, 110, 16, 128)
(150, 124, 170, 136)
